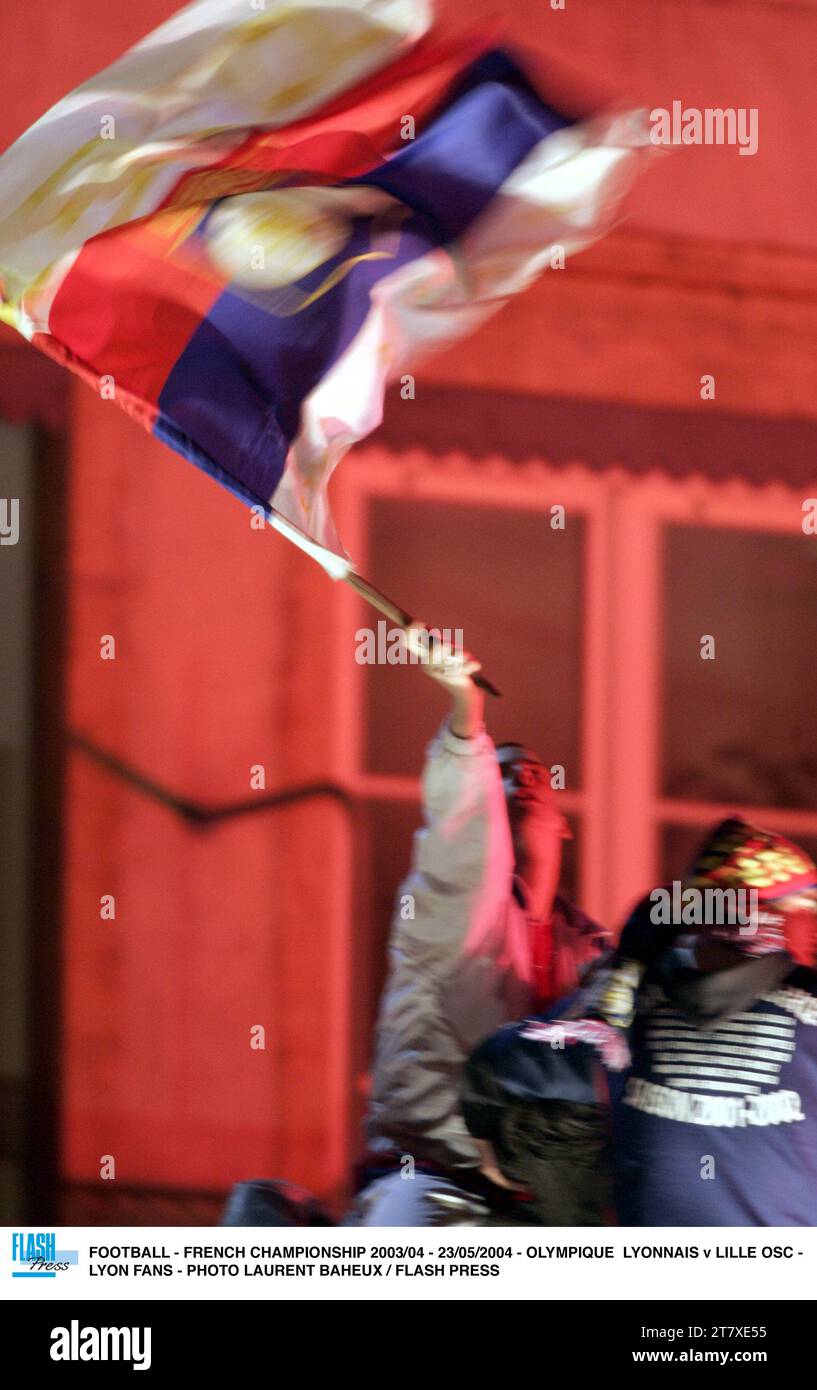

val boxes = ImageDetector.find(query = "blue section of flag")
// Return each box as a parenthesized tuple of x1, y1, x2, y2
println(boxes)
(356, 50, 565, 242)
(157, 214, 433, 502)
(156, 50, 570, 505)
(153, 413, 274, 514)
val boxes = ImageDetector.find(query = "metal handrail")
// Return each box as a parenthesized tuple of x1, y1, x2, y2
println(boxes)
(67, 730, 358, 826)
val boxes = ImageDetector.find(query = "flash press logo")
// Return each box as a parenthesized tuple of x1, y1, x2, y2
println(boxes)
(50, 1321, 152, 1372)
(11, 1231, 78, 1278)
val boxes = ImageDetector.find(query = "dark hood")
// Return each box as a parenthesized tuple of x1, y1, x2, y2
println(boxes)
(654, 942, 795, 1028)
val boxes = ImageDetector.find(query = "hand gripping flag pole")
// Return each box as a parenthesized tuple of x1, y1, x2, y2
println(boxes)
(344, 570, 503, 698)
(269, 508, 502, 697)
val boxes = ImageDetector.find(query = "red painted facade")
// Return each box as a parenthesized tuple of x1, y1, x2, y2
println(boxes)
(2, 1, 817, 1216)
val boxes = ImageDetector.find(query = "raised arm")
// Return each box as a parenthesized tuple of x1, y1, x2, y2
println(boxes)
(394, 630, 516, 967)
(366, 635, 525, 1161)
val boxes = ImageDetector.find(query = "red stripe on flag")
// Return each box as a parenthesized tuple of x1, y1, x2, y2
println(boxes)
(32, 332, 159, 434)
(160, 23, 501, 208)
(48, 210, 226, 407)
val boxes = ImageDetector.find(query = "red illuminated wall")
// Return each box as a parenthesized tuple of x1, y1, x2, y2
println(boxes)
(2, 0, 817, 1210)
(63, 389, 355, 1201)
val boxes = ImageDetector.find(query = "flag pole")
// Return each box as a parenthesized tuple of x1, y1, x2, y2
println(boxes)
(267, 510, 502, 696)
(344, 570, 503, 698)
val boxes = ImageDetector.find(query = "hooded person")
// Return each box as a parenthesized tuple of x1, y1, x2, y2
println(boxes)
(460, 818, 817, 1227)
(612, 818, 817, 1226)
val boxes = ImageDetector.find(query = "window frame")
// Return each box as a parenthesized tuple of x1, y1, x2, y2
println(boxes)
(332, 445, 614, 921)
(332, 449, 817, 930)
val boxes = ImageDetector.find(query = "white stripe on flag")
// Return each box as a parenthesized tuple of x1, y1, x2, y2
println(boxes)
(275, 108, 650, 555)
(0, 0, 431, 299)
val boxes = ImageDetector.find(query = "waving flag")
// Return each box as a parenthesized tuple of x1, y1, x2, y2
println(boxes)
(0, 0, 647, 574)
